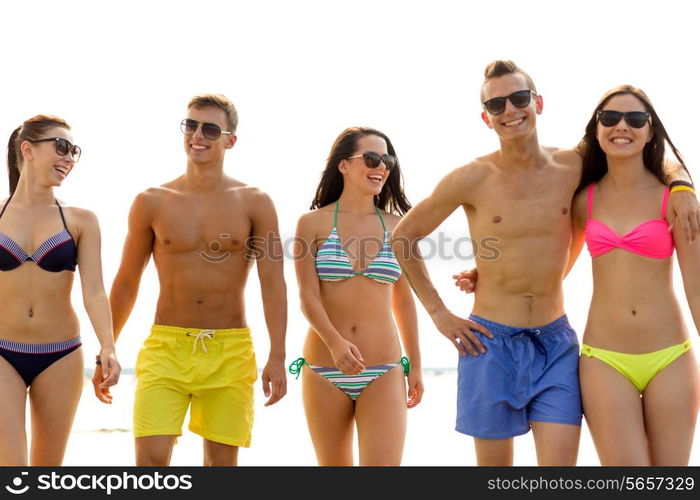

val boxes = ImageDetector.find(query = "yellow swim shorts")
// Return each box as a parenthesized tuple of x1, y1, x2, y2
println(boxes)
(134, 324, 257, 447)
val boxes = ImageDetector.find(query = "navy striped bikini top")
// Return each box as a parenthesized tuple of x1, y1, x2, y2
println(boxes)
(0, 194, 78, 273)
(315, 201, 401, 285)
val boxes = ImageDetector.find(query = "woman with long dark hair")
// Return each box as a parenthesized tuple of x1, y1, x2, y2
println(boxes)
(0, 115, 120, 465)
(290, 127, 423, 465)
(569, 86, 699, 464)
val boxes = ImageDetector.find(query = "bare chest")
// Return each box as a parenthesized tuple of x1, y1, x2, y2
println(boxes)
(467, 174, 576, 240)
(153, 200, 252, 255)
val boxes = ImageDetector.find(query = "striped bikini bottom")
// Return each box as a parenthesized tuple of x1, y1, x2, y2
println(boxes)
(289, 356, 410, 400)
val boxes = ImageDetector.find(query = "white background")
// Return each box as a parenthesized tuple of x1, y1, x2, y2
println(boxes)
(2, 0, 698, 466)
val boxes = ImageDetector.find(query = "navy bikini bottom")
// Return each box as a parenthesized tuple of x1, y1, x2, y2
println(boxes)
(0, 337, 82, 386)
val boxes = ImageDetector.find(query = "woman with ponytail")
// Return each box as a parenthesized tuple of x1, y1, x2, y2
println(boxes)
(0, 115, 120, 465)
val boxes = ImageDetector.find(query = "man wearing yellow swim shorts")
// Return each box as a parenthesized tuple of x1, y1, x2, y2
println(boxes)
(104, 94, 288, 466)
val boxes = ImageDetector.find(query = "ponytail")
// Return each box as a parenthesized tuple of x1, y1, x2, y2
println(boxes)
(7, 126, 22, 196)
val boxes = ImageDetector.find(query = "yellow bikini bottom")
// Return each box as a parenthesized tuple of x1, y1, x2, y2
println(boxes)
(581, 340, 692, 393)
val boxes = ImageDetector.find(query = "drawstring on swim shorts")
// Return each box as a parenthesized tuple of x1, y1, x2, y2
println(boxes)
(512, 329, 547, 364)
(186, 329, 215, 354)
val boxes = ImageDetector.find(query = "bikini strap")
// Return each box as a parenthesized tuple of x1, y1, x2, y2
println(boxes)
(56, 199, 69, 229)
(661, 186, 670, 220)
(333, 200, 339, 227)
(0, 192, 14, 220)
(374, 205, 387, 233)
(586, 183, 595, 219)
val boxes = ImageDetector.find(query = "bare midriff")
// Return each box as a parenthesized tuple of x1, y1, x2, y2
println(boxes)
(0, 266, 79, 342)
(303, 278, 402, 367)
(584, 250, 687, 352)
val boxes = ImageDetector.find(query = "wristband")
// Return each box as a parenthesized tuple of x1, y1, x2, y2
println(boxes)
(95, 355, 102, 366)
(670, 185, 696, 195)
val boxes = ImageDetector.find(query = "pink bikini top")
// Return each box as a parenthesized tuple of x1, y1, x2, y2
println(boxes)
(584, 183, 673, 259)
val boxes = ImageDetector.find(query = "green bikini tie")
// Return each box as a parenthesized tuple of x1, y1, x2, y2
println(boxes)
(288, 357, 306, 379)
(400, 356, 410, 376)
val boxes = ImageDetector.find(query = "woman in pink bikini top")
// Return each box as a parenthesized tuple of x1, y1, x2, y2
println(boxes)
(570, 85, 700, 466)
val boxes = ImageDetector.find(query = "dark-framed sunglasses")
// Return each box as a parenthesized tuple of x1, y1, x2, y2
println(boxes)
(27, 137, 81, 162)
(347, 151, 398, 170)
(180, 118, 233, 141)
(597, 110, 651, 129)
(482, 90, 537, 116)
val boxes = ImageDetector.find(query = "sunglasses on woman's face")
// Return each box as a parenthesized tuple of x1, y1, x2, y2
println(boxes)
(347, 151, 398, 170)
(596, 110, 651, 129)
(482, 90, 536, 115)
(180, 118, 233, 141)
(28, 137, 81, 162)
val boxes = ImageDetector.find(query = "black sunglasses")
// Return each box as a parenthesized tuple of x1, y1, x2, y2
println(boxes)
(482, 90, 536, 115)
(347, 151, 398, 170)
(180, 119, 233, 141)
(27, 137, 81, 162)
(597, 110, 651, 129)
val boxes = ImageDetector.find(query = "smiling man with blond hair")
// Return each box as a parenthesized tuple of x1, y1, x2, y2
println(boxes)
(106, 94, 288, 466)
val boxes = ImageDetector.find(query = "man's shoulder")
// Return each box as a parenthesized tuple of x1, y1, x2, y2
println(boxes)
(128, 186, 176, 219)
(229, 183, 273, 205)
(421, 156, 497, 208)
(133, 186, 172, 206)
(547, 146, 582, 169)
(448, 155, 497, 185)
(224, 183, 279, 220)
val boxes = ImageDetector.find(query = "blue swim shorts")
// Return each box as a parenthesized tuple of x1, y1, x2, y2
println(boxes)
(456, 314, 582, 439)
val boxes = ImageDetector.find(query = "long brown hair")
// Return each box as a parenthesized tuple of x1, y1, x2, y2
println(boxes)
(575, 85, 689, 194)
(7, 115, 71, 195)
(310, 127, 411, 215)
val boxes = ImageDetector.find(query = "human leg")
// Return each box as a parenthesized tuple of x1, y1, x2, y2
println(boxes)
(188, 327, 257, 457)
(301, 365, 355, 465)
(525, 317, 582, 465)
(203, 439, 238, 466)
(0, 354, 29, 465)
(643, 348, 699, 465)
(355, 364, 406, 465)
(133, 327, 192, 465)
(474, 438, 514, 466)
(579, 355, 649, 465)
(457, 315, 547, 466)
(529, 421, 580, 465)
(28, 347, 83, 465)
(135, 436, 177, 466)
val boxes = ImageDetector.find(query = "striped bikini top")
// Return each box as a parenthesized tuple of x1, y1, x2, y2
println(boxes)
(0, 194, 78, 273)
(315, 201, 401, 285)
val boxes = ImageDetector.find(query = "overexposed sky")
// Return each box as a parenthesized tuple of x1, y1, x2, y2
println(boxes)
(1, 0, 698, 367)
